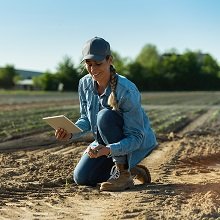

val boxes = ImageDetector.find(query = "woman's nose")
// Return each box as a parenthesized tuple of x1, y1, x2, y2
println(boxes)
(91, 66, 97, 74)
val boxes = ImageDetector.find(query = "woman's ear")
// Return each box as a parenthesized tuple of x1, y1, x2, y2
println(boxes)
(107, 55, 113, 64)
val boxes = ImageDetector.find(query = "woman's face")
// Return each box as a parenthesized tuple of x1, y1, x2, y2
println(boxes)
(85, 57, 112, 82)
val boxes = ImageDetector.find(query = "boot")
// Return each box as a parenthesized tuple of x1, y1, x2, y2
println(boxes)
(100, 164, 134, 191)
(130, 165, 151, 184)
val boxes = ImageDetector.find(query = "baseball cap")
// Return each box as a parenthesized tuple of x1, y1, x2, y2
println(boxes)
(81, 37, 111, 62)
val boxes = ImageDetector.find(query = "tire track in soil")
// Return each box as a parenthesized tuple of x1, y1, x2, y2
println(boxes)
(0, 109, 219, 219)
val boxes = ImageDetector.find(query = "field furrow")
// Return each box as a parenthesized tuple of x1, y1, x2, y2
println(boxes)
(0, 91, 219, 220)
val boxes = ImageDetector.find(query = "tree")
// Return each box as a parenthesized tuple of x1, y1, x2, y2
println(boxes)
(0, 65, 17, 89)
(33, 71, 59, 91)
(199, 53, 220, 90)
(200, 53, 219, 77)
(135, 44, 160, 70)
(159, 53, 185, 90)
(111, 51, 130, 76)
(56, 56, 79, 91)
(127, 62, 149, 91)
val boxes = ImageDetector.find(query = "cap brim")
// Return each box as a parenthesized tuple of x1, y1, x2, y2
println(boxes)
(81, 54, 105, 63)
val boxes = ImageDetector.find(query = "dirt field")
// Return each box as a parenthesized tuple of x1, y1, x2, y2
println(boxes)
(0, 93, 220, 220)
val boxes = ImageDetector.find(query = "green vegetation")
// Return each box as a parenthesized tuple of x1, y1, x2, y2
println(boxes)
(0, 106, 80, 141)
(33, 56, 80, 91)
(1, 45, 220, 91)
(0, 91, 219, 142)
(0, 65, 18, 89)
(147, 108, 207, 133)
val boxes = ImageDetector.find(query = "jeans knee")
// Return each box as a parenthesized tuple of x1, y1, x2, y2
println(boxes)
(97, 108, 122, 129)
(97, 109, 112, 125)
(73, 167, 98, 186)
(73, 168, 87, 185)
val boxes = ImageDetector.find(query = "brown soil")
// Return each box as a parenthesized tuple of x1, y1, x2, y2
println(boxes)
(0, 108, 220, 219)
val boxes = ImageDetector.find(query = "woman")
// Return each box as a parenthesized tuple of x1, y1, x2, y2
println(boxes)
(55, 37, 157, 191)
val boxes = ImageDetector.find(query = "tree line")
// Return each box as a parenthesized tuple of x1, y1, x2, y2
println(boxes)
(1, 44, 220, 91)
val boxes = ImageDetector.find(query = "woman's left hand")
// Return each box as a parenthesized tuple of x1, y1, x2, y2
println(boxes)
(55, 128, 71, 141)
(88, 145, 110, 158)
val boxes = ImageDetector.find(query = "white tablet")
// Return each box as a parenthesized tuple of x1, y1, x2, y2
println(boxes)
(42, 115, 82, 133)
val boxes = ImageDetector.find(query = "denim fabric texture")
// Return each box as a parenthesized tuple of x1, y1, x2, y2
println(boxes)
(73, 153, 114, 186)
(73, 109, 127, 186)
(75, 73, 157, 169)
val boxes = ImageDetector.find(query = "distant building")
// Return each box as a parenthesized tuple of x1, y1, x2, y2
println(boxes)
(16, 69, 42, 79)
(15, 69, 43, 90)
(16, 79, 34, 90)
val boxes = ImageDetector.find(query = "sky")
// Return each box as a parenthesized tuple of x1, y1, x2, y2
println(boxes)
(0, 0, 220, 72)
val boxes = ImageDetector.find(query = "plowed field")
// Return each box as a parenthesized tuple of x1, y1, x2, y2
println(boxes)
(0, 91, 219, 220)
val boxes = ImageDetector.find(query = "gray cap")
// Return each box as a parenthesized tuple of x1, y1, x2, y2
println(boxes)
(81, 37, 111, 62)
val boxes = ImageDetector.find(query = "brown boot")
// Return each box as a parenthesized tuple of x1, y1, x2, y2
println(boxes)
(100, 164, 134, 191)
(130, 165, 151, 184)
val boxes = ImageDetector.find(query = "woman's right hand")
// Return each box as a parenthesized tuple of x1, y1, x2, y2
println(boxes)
(85, 145, 109, 158)
(55, 128, 71, 141)
(85, 146, 98, 158)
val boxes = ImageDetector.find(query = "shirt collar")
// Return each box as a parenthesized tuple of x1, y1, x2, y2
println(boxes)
(92, 79, 111, 97)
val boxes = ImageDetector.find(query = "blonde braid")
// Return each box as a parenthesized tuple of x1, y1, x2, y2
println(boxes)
(108, 65, 119, 111)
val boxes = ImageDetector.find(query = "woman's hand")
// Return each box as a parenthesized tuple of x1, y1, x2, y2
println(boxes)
(87, 145, 110, 158)
(55, 128, 72, 141)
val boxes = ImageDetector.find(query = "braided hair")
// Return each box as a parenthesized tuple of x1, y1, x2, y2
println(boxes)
(108, 65, 119, 111)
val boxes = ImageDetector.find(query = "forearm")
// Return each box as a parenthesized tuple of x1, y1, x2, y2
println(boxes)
(75, 116, 91, 132)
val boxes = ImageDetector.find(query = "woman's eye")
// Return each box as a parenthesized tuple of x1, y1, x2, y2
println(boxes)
(86, 62, 102, 67)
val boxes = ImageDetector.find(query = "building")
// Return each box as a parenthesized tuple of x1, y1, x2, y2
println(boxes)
(15, 69, 43, 90)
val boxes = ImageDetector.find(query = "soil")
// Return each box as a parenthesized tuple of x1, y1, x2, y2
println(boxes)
(0, 106, 220, 220)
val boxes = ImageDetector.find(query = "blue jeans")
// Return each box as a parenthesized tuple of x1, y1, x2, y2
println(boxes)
(73, 108, 127, 186)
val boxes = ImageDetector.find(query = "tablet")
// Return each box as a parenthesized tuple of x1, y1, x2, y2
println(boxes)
(42, 115, 82, 133)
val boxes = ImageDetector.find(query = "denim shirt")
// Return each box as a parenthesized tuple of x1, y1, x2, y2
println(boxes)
(75, 73, 157, 168)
